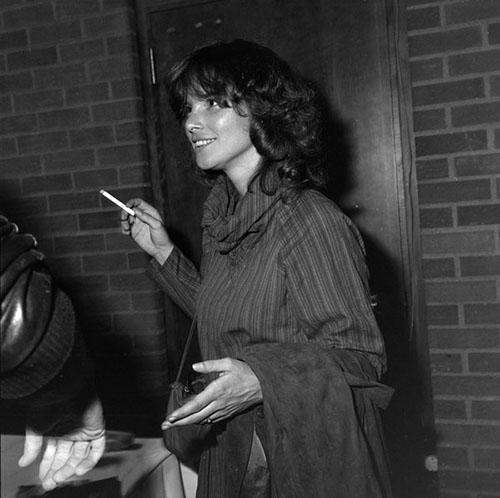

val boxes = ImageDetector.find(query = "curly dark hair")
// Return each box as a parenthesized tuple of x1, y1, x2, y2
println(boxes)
(166, 39, 326, 194)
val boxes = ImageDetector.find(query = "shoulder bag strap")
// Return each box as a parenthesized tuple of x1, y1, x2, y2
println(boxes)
(174, 314, 197, 384)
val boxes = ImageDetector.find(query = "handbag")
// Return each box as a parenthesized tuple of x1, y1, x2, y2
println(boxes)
(162, 316, 213, 463)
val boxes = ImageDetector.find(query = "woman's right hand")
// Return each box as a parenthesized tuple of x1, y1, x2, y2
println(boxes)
(120, 198, 174, 265)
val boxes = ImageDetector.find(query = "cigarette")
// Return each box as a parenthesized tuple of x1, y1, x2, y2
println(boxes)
(99, 189, 136, 216)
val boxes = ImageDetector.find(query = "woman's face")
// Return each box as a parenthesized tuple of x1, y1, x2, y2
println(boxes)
(183, 95, 261, 177)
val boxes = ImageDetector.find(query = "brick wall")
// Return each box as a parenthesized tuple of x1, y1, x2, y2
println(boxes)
(0, 0, 168, 432)
(407, 0, 500, 496)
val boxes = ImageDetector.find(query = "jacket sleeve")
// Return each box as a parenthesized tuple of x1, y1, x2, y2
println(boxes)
(280, 205, 386, 376)
(147, 245, 201, 318)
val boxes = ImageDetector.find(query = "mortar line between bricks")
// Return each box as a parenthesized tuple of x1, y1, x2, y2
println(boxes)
(409, 19, 500, 36)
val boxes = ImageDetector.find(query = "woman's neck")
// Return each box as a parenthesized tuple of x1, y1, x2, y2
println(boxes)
(224, 157, 262, 196)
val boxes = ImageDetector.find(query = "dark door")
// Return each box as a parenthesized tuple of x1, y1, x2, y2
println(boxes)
(137, 1, 436, 496)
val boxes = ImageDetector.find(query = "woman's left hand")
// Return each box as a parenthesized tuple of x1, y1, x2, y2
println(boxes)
(161, 358, 262, 428)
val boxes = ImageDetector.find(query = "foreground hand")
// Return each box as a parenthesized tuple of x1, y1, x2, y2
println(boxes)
(18, 397, 106, 491)
(120, 198, 173, 264)
(162, 358, 262, 428)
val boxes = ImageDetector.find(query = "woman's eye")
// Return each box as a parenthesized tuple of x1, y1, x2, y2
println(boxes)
(207, 98, 220, 108)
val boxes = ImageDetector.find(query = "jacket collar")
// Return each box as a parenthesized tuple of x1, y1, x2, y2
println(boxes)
(202, 174, 282, 255)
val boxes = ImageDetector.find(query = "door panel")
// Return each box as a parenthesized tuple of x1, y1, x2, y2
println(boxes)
(139, 1, 435, 495)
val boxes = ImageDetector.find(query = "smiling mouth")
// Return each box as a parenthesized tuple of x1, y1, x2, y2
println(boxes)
(193, 138, 216, 149)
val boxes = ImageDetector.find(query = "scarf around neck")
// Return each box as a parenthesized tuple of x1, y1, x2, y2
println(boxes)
(201, 174, 283, 255)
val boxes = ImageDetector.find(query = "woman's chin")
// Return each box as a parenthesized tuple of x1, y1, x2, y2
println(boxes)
(195, 160, 219, 172)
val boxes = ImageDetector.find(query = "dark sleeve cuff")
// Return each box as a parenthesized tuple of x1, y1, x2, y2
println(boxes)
(12, 328, 96, 434)
(1, 289, 76, 399)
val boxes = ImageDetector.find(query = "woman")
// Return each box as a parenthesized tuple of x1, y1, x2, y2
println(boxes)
(121, 39, 393, 497)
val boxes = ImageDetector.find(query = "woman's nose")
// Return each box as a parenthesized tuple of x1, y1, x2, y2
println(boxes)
(185, 114, 202, 133)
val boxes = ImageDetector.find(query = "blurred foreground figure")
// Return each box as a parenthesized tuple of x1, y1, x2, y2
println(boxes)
(1, 215, 105, 491)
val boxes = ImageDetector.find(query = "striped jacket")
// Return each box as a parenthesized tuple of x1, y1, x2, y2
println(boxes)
(149, 175, 386, 376)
